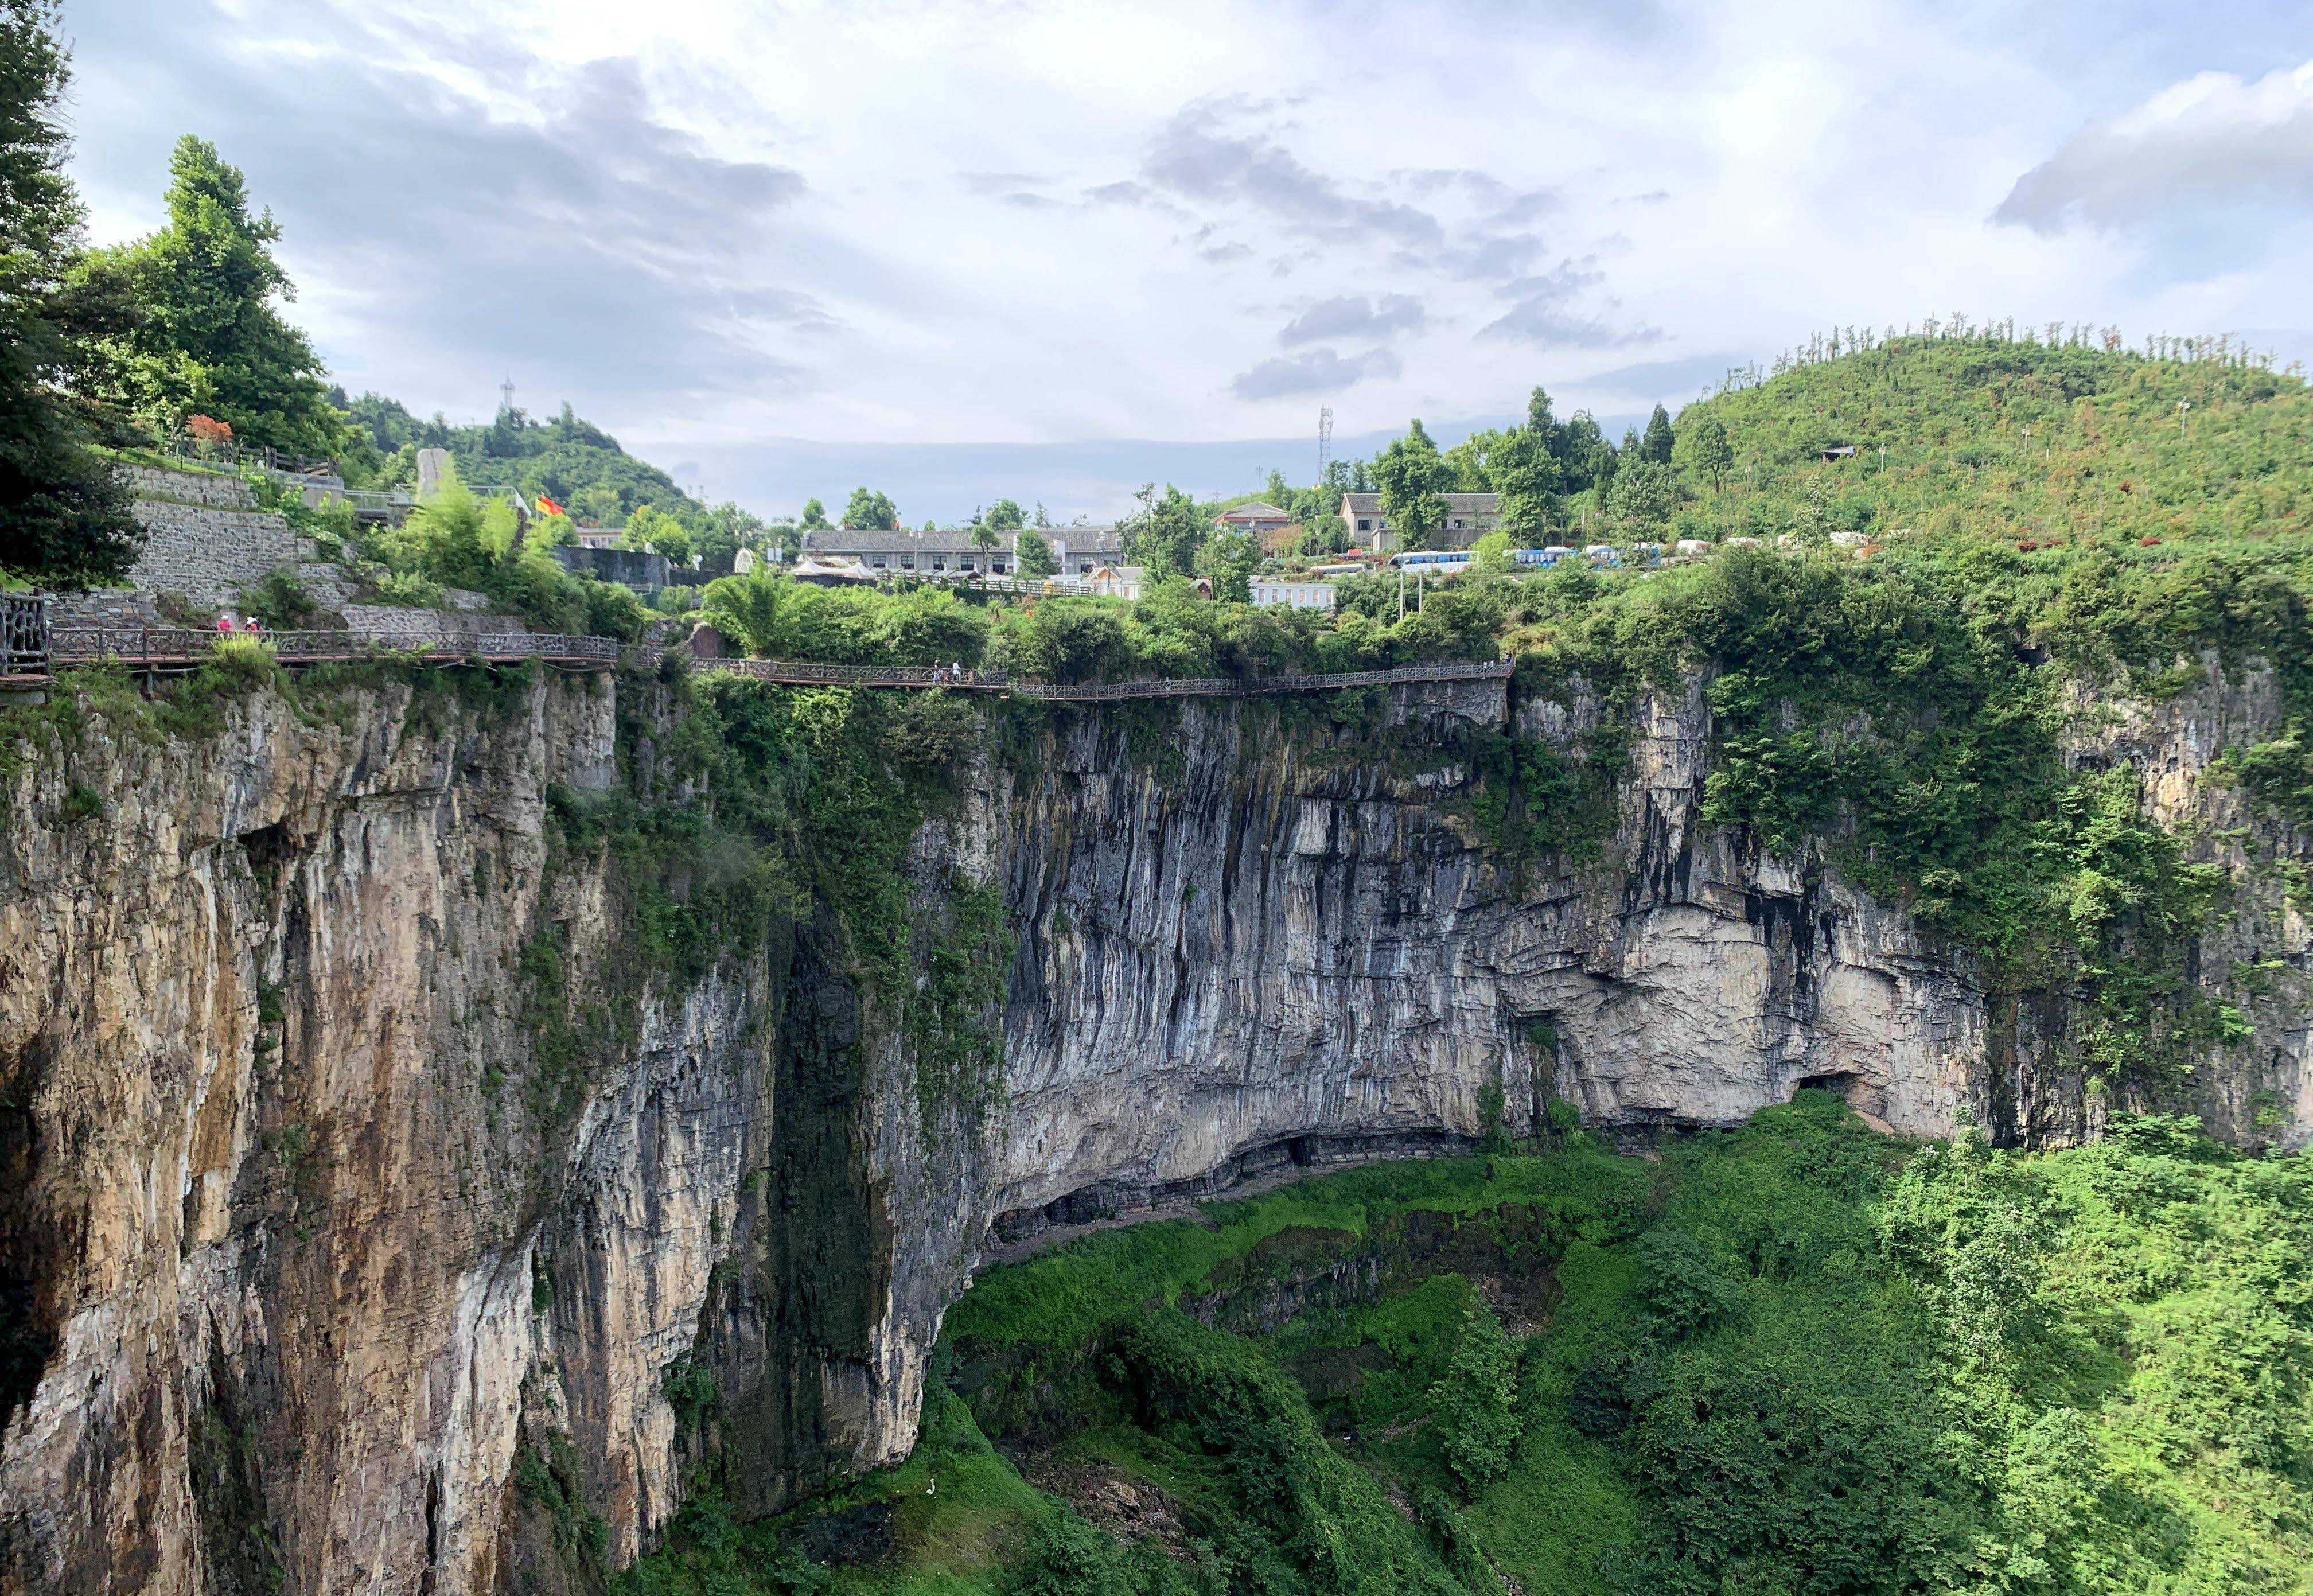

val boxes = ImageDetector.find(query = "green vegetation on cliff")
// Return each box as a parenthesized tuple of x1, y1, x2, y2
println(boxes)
(624, 1101, 2313, 1596)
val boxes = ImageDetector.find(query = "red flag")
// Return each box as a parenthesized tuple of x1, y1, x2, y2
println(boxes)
(537, 494, 566, 517)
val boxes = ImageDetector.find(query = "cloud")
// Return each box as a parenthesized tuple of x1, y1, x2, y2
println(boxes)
(1568, 350, 1757, 403)
(69, 1, 825, 418)
(1229, 347, 1403, 400)
(1996, 59, 2313, 232)
(1278, 294, 1427, 346)
(1477, 259, 1658, 348)
(1144, 100, 1444, 250)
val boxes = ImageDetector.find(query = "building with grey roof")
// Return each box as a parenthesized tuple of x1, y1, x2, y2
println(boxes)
(802, 525, 1126, 578)
(1339, 492, 1501, 552)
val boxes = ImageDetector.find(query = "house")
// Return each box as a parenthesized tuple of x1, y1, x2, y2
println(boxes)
(1249, 579, 1337, 612)
(1820, 445, 1860, 462)
(1215, 501, 1296, 539)
(805, 526, 1016, 576)
(574, 526, 624, 550)
(803, 524, 1130, 580)
(1338, 492, 1502, 552)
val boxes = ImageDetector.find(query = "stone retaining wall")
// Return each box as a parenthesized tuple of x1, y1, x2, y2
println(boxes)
(123, 464, 254, 508)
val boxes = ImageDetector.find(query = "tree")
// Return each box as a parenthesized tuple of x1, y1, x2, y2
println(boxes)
(0, 0, 142, 586)
(1263, 467, 1291, 505)
(969, 521, 998, 558)
(1606, 459, 1680, 531)
(1555, 410, 1611, 495)
(842, 485, 897, 530)
(799, 496, 829, 531)
(622, 503, 691, 566)
(1121, 482, 1206, 578)
(89, 135, 343, 457)
(1640, 402, 1676, 464)
(984, 497, 1026, 531)
(1431, 1305, 1521, 1495)
(1196, 526, 1260, 603)
(1681, 411, 1734, 488)
(1373, 418, 1451, 550)
(698, 569, 791, 657)
(1490, 388, 1564, 536)
(1015, 529, 1058, 577)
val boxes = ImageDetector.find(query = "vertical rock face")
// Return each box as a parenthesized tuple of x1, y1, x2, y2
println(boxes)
(1, 664, 2305, 1594)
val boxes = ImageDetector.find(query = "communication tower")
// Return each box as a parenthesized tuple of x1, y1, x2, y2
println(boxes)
(1317, 406, 1334, 478)
(498, 376, 516, 418)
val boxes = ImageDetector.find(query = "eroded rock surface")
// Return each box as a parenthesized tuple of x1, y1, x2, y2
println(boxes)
(2, 664, 2304, 1593)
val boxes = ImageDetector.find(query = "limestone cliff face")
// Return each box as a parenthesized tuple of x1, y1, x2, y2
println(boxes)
(1, 664, 2305, 1594)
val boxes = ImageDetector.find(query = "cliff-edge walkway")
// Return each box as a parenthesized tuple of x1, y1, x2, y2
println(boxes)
(2, 600, 1509, 700)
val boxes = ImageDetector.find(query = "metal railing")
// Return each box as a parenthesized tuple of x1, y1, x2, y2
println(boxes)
(10, 602, 1505, 699)
(3, 594, 49, 678)
(46, 626, 621, 667)
(698, 654, 1510, 699)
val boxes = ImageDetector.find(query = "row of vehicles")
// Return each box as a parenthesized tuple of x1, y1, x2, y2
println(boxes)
(1330, 539, 1724, 577)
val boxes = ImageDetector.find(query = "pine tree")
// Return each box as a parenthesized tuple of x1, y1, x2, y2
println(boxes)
(1641, 403, 1675, 464)
(0, 0, 142, 586)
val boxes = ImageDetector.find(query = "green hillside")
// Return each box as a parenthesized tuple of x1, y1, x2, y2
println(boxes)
(1664, 334, 2311, 548)
(621, 1102, 2313, 1596)
(336, 391, 703, 527)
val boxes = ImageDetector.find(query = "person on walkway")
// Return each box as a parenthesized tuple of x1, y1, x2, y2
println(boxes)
(215, 612, 233, 635)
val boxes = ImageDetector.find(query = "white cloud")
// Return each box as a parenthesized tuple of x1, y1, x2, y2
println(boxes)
(1997, 59, 2313, 231)
(55, 0, 2313, 520)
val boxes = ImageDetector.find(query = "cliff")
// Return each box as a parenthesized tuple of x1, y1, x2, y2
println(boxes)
(1, 658, 2304, 1593)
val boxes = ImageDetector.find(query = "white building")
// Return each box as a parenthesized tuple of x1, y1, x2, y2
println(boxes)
(1250, 579, 1337, 611)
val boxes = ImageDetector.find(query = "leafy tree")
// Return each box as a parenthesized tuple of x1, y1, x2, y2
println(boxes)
(1032, 500, 1051, 528)
(970, 522, 999, 556)
(842, 486, 897, 530)
(88, 135, 342, 457)
(0, 0, 141, 586)
(1196, 526, 1261, 603)
(1680, 411, 1734, 488)
(1121, 482, 1208, 579)
(984, 497, 1026, 532)
(799, 497, 829, 531)
(1640, 402, 1676, 464)
(623, 503, 691, 566)
(1264, 467, 1291, 505)
(1443, 428, 1505, 492)
(1373, 418, 1451, 550)
(1607, 459, 1680, 531)
(698, 569, 792, 657)
(1490, 389, 1564, 536)
(1014, 529, 1058, 577)
(1431, 1304, 1520, 1495)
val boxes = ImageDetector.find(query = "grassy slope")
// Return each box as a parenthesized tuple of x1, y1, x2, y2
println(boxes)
(619, 1101, 2313, 1595)
(1663, 338, 2312, 547)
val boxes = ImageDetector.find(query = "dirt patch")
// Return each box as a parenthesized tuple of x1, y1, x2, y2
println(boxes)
(1020, 1457, 1195, 1559)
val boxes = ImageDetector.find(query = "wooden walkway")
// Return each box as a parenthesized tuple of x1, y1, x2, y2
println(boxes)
(4, 604, 1509, 701)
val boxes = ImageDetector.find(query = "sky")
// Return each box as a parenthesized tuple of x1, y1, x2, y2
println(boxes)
(54, 0, 2313, 523)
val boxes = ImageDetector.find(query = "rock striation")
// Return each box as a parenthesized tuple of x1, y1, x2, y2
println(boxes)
(1, 661, 2305, 1593)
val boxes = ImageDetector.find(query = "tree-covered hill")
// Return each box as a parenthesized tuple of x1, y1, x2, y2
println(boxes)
(335, 391, 703, 528)
(1673, 333, 2312, 548)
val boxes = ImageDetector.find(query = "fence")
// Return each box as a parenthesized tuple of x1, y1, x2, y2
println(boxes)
(702, 655, 1510, 700)
(2, 594, 49, 680)
(10, 610, 1505, 699)
(45, 626, 621, 668)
